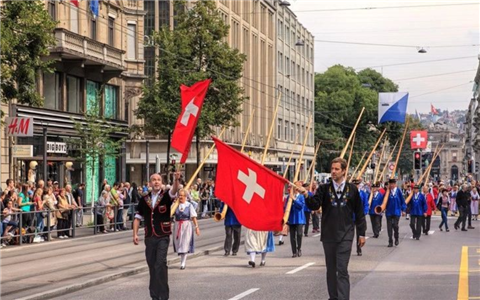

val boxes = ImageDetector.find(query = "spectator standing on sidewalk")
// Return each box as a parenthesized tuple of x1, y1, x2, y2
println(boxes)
(56, 188, 70, 239)
(96, 191, 109, 233)
(42, 187, 57, 240)
(133, 172, 180, 300)
(123, 182, 132, 229)
(65, 185, 78, 235)
(18, 183, 34, 227)
(33, 188, 45, 241)
(74, 183, 85, 227)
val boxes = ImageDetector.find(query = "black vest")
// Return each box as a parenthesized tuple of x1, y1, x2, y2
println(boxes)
(137, 190, 173, 238)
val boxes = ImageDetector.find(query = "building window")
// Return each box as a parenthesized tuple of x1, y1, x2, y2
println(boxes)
(285, 121, 288, 141)
(278, 20, 283, 38)
(285, 26, 289, 44)
(43, 72, 61, 110)
(278, 52, 283, 73)
(91, 18, 97, 40)
(66, 76, 81, 113)
(108, 17, 115, 46)
(291, 122, 294, 142)
(104, 85, 118, 119)
(285, 57, 290, 75)
(48, 0, 56, 20)
(127, 23, 137, 59)
(158, 0, 171, 28)
(70, 4, 78, 33)
(278, 119, 282, 139)
(86, 80, 100, 111)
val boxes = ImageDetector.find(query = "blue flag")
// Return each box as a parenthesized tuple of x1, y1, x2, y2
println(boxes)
(378, 92, 409, 124)
(90, 0, 99, 18)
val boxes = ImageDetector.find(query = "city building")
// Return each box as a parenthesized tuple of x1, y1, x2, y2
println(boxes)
(1, 0, 145, 202)
(428, 128, 465, 183)
(127, 0, 315, 184)
(465, 56, 480, 180)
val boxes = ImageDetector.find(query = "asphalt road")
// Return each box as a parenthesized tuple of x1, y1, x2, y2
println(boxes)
(41, 215, 480, 300)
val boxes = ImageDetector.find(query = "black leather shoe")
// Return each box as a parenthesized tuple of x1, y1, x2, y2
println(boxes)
(297, 250, 302, 257)
(468, 226, 475, 229)
(373, 235, 379, 238)
(388, 242, 393, 247)
(224, 252, 230, 256)
(395, 239, 399, 246)
(232, 252, 237, 256)
(304, 234, 308, 237)
(292, 253, 297, 258)
(357, 251, 362, 256)
(415, 237, 419, 240)
(180, 266, 185, 270)
(260, 261, 266, 266)
(248, 261, 255, 268)
(279, 241, 284, 245)
(461, 229, 468, 231)
(454, 224, 459, 230)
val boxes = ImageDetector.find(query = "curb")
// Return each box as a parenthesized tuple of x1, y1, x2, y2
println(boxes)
(17, 245, 224, 300)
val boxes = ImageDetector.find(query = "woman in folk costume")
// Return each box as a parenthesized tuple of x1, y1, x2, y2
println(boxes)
(245, 229, 275, 268)
(471, 187, 479, 220)
(173, 189, 200, 269)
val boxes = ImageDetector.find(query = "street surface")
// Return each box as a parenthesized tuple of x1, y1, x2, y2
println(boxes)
(1, 215, 479, 300)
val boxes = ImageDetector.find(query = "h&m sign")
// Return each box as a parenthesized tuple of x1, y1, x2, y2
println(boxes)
(6, 117, 34, 137)
(47, 142, 67, 154)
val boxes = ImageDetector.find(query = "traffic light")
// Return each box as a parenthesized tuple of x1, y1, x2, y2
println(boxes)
(413, 151, 421, 170)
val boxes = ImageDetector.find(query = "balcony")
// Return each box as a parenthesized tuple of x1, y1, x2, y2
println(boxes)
(50, 28, 125, 72)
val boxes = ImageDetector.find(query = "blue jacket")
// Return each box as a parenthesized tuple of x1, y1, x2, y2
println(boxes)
(369, 191, 385, 215)
(359, 190, 370, 215)
(220, 202, 241, 226)
(385, 188, 406, 217)
(408, 193, 427, 216)
(288, 193, 306, 225)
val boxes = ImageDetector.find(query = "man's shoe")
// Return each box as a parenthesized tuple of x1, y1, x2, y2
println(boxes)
(304, 234, 308, 237)
(388, 242, 393, 247)
(461, 228, 468, 231)
(454, 224, 459, 230)
(446, 229, 450, 232)
(357, 251, 362, 256)
(292, 253, 297, 258)
(395, 239, 399, 246)
(248, 261, 256, 268)
(224, 252, 230, 256)
(297, 250, 302, 257)
(180, 266, 185, 270)
(373, 234, 379, 238)
(468, 226, 475, 229)
(415, 237, 419, 240)
(232, 252, 237, 256)
(279, 241, 284, 245)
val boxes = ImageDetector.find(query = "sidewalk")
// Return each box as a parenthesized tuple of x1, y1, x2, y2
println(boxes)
(0, 218, 226, 300)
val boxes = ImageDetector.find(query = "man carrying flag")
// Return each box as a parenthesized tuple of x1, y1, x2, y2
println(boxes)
(213, 137, 288, 267)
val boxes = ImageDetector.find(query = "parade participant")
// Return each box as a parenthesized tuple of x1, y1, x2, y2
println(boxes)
(310, 182, 320, 234)
(173, 189, 200, 270)
(133, 172, 180, 300)
(385, 178, 406, 247)
(304, 157, 366, 300)
(369, 182, 384, 238)
(288, 181, 306, 257)
(422, 185, 437, 235)
(437, 188, 450, 232)
(245, 229, 274, 268)
(303, 183, 312, 237)
(408, 185, 427, 240)
(352, 179, 369, 256)
(449, 185, 458, 216)
(454, 184, 469, 231)
(471, 187, 479, 221)
(220, 202, 241, 256)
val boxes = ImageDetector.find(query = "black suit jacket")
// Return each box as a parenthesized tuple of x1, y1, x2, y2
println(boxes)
(306, 181, 367, 243)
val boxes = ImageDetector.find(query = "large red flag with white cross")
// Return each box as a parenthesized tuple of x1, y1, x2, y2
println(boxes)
(213, 137, 287, 231)
(171, 79, 211, 164)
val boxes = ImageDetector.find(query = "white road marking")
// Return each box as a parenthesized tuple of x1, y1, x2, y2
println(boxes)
(286, 262, 316, 275)
(228, 288, 260, 300)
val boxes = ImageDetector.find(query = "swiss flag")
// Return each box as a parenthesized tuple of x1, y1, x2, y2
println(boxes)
(410, 130, 428, 149)
(171, 79, 211, 164)
(431, 104, 438, 115)
(71, 0, 79, 7)
(213, 138, 288, 231)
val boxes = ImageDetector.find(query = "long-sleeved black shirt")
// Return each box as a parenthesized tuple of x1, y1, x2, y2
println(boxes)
(306, 182, 367, 243)
(456, 190, 470, 208)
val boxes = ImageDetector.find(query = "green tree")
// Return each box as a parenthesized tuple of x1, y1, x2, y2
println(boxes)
(68, 104, 126, 206)
(135, 0, 246, 169)
(1, 0, 56, 115)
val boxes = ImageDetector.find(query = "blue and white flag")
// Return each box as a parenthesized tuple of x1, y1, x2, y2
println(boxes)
(90, 0, 99, 18)
(378, 92, 409, 124)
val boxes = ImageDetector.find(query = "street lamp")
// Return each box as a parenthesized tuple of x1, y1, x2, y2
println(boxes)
(279, 0, 291, 6)
(418, 47, 427, 54)
(295, 39, 305, 47)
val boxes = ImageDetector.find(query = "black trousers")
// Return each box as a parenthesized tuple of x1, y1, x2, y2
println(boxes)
(323, 240, 353, 300)
(312, 212, 320, 230)
(224, 225, 241, 254)
(96, 214, 105, 232)
(410, 216, 422, 239)
(422, 215, 431, 234)
(289, 224, 304, 254)
(57, 218, 69, 237)
(304, 212, 311, 235)
(386, 216, 400, 243)
(455, 206, 467, 229)
(369, 214, 382, 237)
(467, 205, 472, 227)
(145, 236, 170, 300)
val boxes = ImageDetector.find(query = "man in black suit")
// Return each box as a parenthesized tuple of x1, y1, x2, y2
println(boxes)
(303, 157, 366, 300)
(455, 184, 470, 231)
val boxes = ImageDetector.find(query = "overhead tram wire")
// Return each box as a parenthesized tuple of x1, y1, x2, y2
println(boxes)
(314, 39, 479, 49)
(292, 3, 478, 13)
(356, 56, 478, 70)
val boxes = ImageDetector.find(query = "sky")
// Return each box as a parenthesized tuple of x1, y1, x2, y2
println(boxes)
(289, 0, 480, 114)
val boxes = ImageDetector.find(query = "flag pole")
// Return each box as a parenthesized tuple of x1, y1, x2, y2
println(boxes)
(375, 119, 409, 214)
(355, 128, 387, 181)
(170, 127, 226, 217)
(306, 142, 321, 183)
(340, 107, 365, 159)
(374, 141, 387, 182)
(283, 116, 312, 225)
(215, 110, 255, 222)
(377, 140, 399, 185)
(283, 133, 300, 178)
(351, 151, 368, 179)
(345, 132, 356, 180)
(261, 93, 282, 165)
(308, 142, 321, 192)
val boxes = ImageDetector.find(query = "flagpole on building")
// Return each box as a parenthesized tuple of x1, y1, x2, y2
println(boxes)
(340, 107, 365, 159)
(283, 117, 312, 225)
(355, 128, 387, 181)
(170, 127, 226, 217)
(345, 132, 356, 180)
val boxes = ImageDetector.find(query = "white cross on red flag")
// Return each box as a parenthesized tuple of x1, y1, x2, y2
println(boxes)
(410, 130, 428, 149)
(213, 138, 287, 231)
(171, 79, 211, 164)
